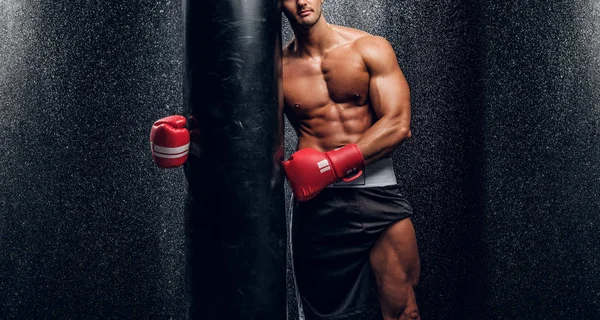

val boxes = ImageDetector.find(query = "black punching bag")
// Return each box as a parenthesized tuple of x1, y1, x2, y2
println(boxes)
(182, 1, 285, 320)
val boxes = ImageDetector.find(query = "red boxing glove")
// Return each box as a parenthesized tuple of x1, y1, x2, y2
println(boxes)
(150, 115, 190, 168)
(282, 144, 365, 201)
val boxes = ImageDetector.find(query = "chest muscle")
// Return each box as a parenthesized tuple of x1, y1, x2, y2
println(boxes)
(283, 50, 369, 118)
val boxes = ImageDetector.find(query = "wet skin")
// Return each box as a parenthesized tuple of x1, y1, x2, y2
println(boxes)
(282, 1, 421, 319)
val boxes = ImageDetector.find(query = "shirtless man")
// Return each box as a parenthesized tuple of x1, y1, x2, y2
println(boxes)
(280, 0, 421, 319)
(149, 0, 420, 318)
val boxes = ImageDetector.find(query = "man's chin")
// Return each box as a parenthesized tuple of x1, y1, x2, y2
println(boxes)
(297, 17, 318, 28)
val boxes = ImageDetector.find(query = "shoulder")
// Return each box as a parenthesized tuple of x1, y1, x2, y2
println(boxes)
(328, 24, 392, 50)
(330, 25, 393, 54)
(330, 26, 395, 60)
(350, 35, 398, 72)
(352, 34, 395, 58)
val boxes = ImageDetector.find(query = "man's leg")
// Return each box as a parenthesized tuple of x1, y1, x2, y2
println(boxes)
(369, 218, 421, 320)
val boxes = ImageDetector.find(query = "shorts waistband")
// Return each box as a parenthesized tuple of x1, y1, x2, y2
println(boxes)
(327, 158, 397, 188)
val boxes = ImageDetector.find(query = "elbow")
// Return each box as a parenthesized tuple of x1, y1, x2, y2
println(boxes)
(404, 127, 412, 140)
(388, 114, 412, 143)
(380, 115, 412, 147)
(385, 126, 411, 151)
(396, 126, 412, 142)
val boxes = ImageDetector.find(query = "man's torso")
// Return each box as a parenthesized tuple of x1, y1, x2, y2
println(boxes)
(282, 26, 377, 152)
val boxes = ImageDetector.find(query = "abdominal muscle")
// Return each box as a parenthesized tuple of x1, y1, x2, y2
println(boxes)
(292, 101, 376, 152)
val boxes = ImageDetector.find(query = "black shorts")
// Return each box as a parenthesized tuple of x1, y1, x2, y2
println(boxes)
(292, 184, 413, 320)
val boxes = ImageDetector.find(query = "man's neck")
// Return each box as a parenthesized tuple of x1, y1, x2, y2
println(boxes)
(291, 16, 337, 58)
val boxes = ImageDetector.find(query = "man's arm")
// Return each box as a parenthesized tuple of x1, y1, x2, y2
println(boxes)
(355, 36, 412, 165)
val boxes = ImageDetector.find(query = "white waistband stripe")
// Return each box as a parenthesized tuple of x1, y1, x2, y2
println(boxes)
(327, 158, 397, 188)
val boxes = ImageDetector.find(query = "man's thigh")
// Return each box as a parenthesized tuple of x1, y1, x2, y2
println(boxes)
(369, 218, 421, 318)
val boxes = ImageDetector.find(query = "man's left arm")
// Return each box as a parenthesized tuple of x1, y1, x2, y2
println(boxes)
(355, 36, 412, 165)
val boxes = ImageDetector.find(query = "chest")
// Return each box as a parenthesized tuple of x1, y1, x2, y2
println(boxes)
(282, 51, 370, 112)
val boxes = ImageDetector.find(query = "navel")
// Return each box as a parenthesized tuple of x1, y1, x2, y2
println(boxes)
(294, 104, 300, 109)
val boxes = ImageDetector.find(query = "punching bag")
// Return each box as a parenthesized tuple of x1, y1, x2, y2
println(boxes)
(183, 1, 286, 319)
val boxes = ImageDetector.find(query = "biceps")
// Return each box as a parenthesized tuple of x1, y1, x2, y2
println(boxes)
(369, 69, 411, 120)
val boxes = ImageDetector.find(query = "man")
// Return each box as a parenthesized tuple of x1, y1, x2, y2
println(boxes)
(280, 0, 421, 319)
(149, 0, 421, 318)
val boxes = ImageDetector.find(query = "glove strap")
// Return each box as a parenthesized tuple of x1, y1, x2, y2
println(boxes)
(342, 169, 363, 182)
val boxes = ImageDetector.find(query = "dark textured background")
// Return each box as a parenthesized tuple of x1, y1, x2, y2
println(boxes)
(0, 1, 188, 319)
(1, 1, 599, 319)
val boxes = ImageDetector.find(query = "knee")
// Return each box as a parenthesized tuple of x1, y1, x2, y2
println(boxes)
(401, 305, 420, 320)
(382, 303, 419, 320)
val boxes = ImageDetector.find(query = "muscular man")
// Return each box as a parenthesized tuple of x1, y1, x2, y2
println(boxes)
(150, 1, 420, 318)
(281, 0, 421, 319)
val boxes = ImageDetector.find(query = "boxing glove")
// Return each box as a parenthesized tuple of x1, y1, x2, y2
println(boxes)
(150, 115, 190, 168)
(282, 144, 365, 201)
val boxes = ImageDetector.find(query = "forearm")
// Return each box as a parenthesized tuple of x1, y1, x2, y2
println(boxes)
(355, 115, 412, 165)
